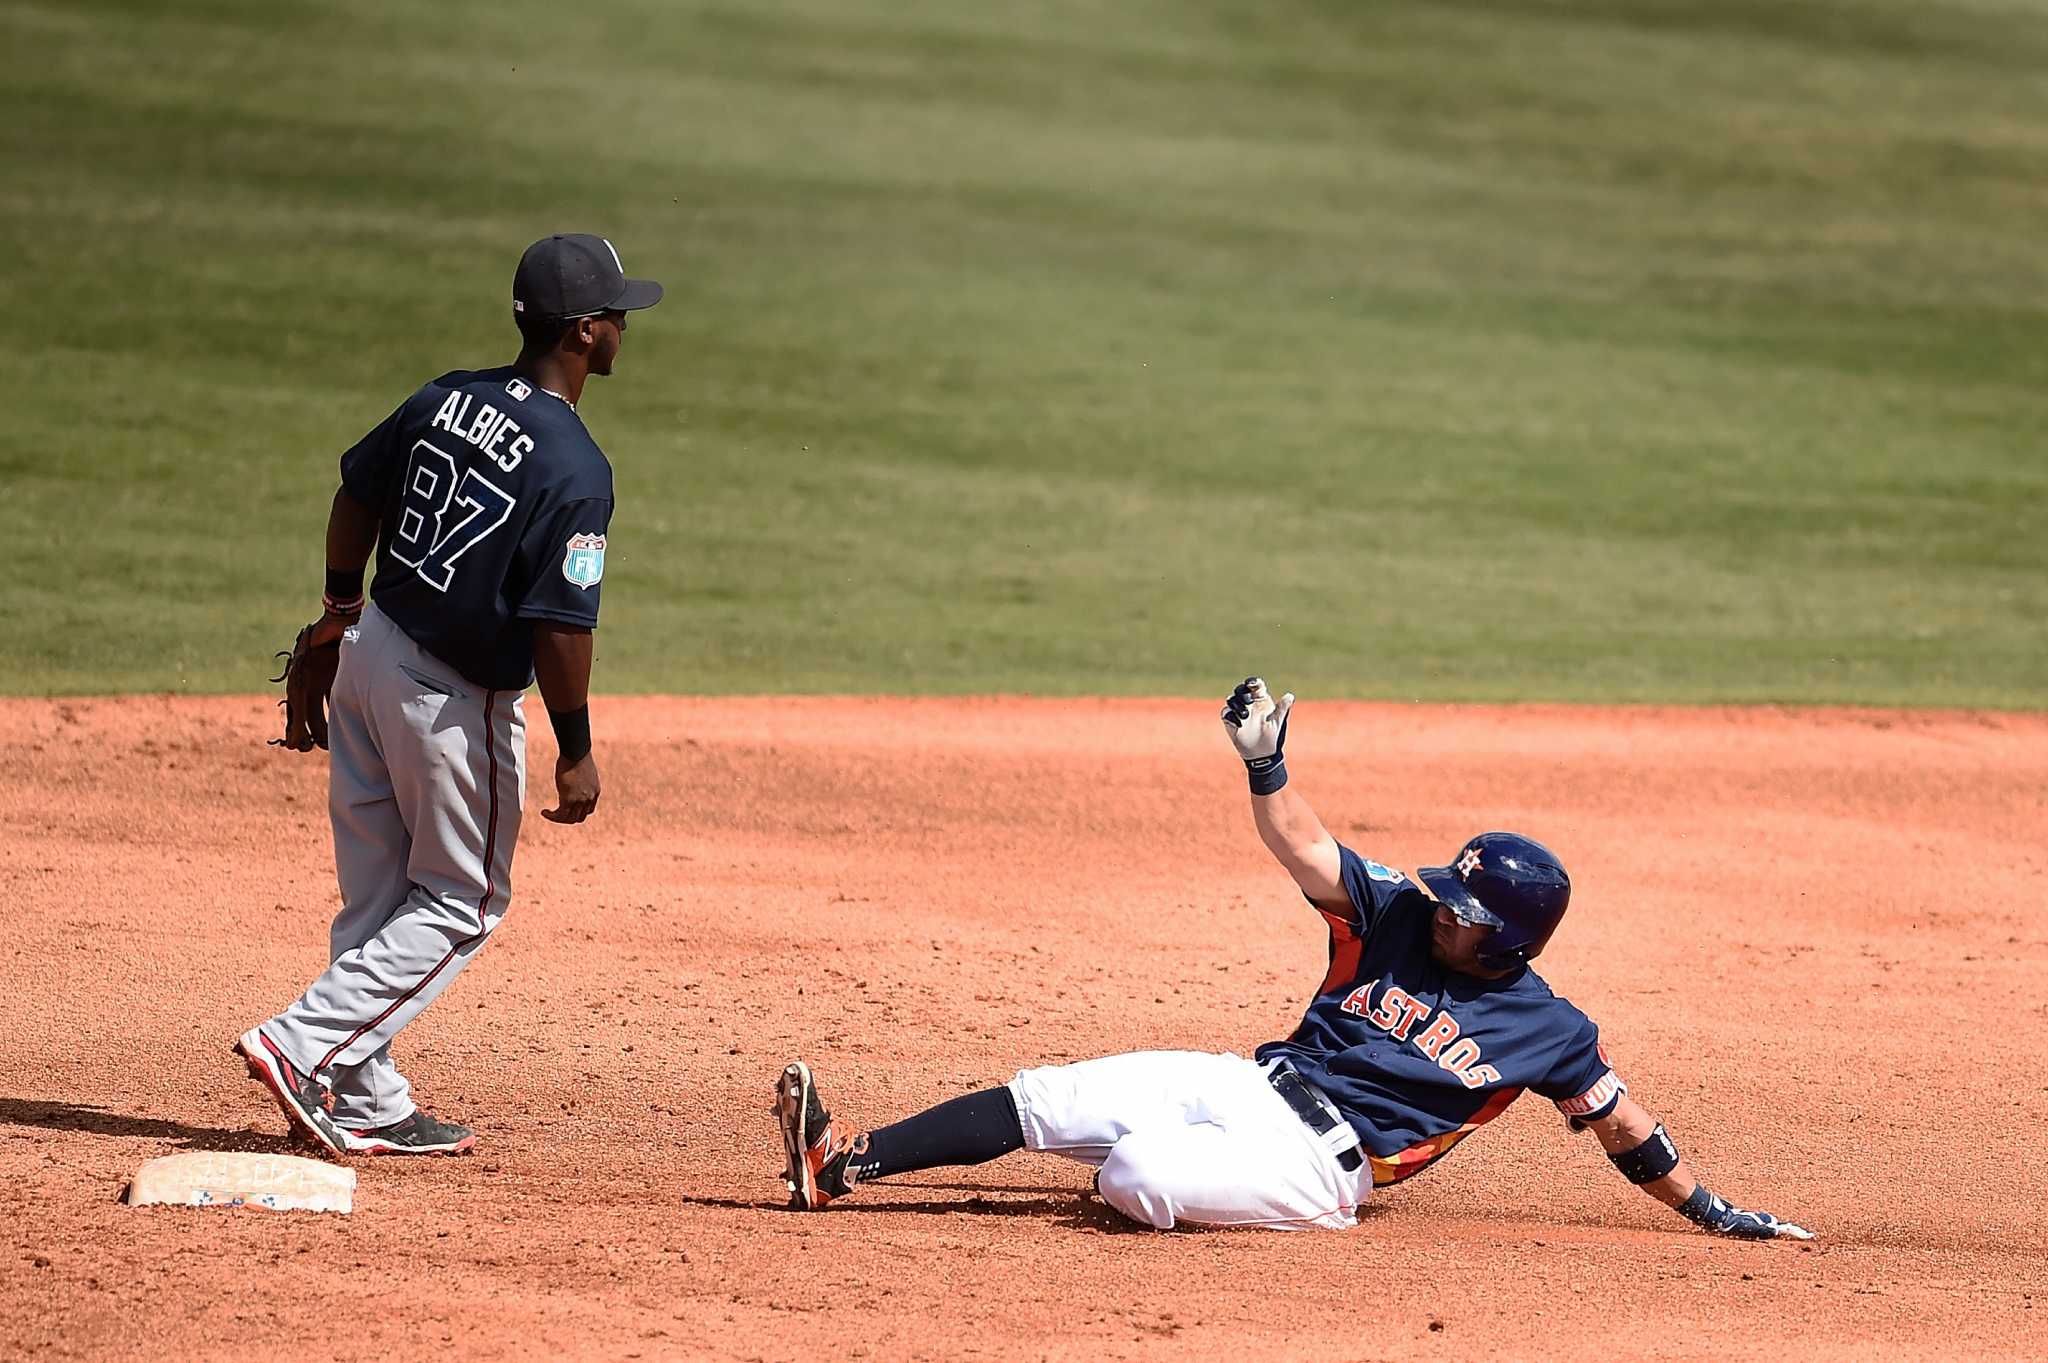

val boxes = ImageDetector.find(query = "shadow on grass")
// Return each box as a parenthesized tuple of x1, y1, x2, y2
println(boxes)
(0, 1097, 300, 1154)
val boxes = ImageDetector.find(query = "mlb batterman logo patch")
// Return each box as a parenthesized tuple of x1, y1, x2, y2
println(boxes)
(562, 533, 606, 589)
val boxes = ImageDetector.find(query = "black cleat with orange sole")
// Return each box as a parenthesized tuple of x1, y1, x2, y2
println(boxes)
(775, 1061, 864, 1210)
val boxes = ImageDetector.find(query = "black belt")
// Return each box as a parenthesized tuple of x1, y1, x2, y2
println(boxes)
(1267, 1062, 1365, 1172)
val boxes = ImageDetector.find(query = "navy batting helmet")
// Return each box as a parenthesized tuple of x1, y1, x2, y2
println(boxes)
(1417, 832, 1571, 970)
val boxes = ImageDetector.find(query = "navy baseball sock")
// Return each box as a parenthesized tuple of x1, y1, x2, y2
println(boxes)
(846, 1086, 1024, 1183)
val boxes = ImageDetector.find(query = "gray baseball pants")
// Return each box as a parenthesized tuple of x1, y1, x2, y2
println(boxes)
(259, 603, 526, 1129)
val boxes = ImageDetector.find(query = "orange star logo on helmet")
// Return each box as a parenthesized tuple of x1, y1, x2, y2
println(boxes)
(1456, 847, 1483, 877)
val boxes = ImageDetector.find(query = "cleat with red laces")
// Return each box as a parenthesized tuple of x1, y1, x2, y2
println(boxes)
(234, 1027, 347, 1155)
(775, 1060, 865, 1210)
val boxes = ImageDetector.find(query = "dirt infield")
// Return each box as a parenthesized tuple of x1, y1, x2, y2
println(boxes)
(2, 696, 2043, 1361)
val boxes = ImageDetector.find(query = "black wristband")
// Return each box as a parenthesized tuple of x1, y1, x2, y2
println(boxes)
(323, 566, 365, 616)
(1677, 1183, 1732, 1230)
(1608, 1123, 1681, 1184)
(1246, 755, 1288, 796)
(548, 704, 592, 763)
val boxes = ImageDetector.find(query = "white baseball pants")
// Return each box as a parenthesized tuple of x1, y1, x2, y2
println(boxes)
(1009, 1051, 1373, 1231)
(260, 604, 526, 1128)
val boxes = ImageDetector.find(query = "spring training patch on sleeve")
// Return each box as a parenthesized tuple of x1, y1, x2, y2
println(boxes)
(562, 533, 606, 588)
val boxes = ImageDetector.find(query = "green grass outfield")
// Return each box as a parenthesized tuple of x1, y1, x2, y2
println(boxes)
(3, 0, 2044, 704)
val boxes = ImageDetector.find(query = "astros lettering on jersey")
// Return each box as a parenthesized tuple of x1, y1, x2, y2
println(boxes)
(1257, 848, 1623, 1186)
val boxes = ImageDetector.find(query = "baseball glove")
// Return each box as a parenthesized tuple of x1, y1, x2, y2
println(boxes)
(269, 615, 348, 752)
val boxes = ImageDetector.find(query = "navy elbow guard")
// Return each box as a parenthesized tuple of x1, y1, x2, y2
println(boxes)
(1609, 1124, 1681, 1184)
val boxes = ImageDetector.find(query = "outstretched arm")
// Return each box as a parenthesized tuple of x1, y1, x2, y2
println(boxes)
(1221, 678, 1343, 907)
(1582, 1096, 1813, 1240)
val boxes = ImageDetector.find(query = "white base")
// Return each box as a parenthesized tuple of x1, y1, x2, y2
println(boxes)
(125, 1151, 355, 1213)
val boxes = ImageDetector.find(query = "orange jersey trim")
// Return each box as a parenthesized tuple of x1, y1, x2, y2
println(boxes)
(1367, 1085, 1523, 1187)
(1315, 908, 1364, 997)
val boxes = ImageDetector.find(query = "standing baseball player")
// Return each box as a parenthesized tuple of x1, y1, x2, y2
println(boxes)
(239, 234, 661, 1156)
(774, 678, 1813, 1238)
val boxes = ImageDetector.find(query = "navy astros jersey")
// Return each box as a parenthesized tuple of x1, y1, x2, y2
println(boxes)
(1257, 846, 1624, 1187)
(339, 366, 613, 690)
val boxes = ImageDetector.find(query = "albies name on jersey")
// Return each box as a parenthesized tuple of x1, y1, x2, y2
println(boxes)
(429, 387, 535, 473)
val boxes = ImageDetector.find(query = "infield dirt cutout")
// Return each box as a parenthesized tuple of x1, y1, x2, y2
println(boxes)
(1, 696, 2042, 1361)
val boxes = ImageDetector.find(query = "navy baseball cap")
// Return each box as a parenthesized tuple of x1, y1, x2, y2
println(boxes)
(512, 234, 663, 322)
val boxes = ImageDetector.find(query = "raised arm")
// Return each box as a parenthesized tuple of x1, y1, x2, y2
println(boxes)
(1581, 1095, 1813, 1240)
(1221, 677, 1344, 907)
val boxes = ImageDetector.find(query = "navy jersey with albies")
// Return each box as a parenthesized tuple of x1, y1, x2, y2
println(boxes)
(1256, 847, 1625, 1187)
(339, 367, 613, 690)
